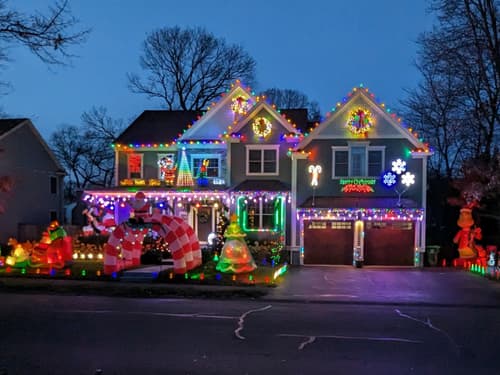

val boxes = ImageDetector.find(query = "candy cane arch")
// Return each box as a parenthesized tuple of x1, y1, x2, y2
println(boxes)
(103, 214, 200, 275)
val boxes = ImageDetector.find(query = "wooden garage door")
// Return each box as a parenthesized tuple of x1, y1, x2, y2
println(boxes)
(364, 221, 414, 266)
(304, 220, 354, 265)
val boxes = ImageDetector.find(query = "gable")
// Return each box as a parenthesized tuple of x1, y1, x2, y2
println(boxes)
(297, 87, 428, 151)
(179, 82, 256, 141)
(0, 119, 65, 174)
(228, 102, 303, 144)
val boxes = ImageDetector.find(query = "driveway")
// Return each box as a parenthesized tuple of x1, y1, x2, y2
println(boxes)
(266, 265, 500, 306)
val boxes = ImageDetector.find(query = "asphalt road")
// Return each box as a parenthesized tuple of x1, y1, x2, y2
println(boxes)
(1, 291, 499, 374)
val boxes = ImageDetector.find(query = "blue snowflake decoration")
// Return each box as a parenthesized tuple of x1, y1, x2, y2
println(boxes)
(382, 171, 397, 187)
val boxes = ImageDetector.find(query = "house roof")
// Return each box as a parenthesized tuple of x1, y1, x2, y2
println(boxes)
(0, 118, 65, 174)
(232, 179, 290, 192)
(0, 118, 28, 137)
(298, 196, 419, 209)
(115, 110, 202, 145)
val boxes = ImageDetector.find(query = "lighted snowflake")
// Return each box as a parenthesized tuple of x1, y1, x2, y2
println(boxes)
(401, 172, 415, 187)
(382, 171, 397, 187)
(391, 158, 407, 175)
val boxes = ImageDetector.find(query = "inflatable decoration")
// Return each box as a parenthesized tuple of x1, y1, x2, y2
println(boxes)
(5, 238, 30, 268)
(216, 214, 257, 273)
(453, 204, 486, 265)
(103, 198, 201, 275)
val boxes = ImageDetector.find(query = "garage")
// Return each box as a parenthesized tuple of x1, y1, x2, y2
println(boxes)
(363, 221, 415, 266)
(303, 220, 354, 265)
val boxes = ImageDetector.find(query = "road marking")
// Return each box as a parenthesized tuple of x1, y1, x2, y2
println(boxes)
(278, 333, 423, 350)
(395, 309, 460, 356)
(234, 305, 272, 340)
(61, 310, 238, 320)
(292, 294, 359, 298)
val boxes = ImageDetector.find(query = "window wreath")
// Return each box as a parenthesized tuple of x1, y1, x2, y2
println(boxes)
(252, 117, 272, 138)
(346, 107, 374, 135)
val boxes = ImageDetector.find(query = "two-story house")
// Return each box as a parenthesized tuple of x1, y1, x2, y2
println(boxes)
(83, 82, 432, 267)
(0, 119, 66, 243)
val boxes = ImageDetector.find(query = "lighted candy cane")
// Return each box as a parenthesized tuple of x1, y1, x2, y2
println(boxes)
(308, 165, 322, 187)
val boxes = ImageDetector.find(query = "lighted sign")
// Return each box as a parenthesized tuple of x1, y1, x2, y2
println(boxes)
(308, 165, 322, 187)
(339, 178, 376, 193)
(341, 184, 374, 193)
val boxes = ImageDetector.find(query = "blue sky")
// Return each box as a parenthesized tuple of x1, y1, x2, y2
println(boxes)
(2, 0, 434, 140)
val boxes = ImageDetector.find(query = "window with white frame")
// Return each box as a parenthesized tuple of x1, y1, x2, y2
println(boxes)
(246, 145, 279, 175)
(127, 153, 143, 179)
(191, 154, 221, 178)
(332, 143, 384, 178)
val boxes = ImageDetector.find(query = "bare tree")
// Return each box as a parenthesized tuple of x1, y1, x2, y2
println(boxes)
(0, 0, 89, 69)
(50, 107, 124, 201)
(262, 88, 322, 122)
(128, 26, 257, 111)
(403, 0, 500, 176)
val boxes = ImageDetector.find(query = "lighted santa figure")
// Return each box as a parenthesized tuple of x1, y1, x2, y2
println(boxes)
(158, 156, 176, 186)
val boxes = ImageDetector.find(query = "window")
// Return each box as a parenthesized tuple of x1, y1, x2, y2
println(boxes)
(50, 176, 57, 194)
(191, 154, 221, 178)
(332, 143, 384, 178)
(246, 145, 279, 175)
(128, 153, 143, 179)
(238, 196, 284, 232)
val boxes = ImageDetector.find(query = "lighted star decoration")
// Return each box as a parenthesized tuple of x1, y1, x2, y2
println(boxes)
(401, 172, 415, 187)
(346, 107, 374, 135)
(308, 164, 322, 187)
(252, 117, 272, 138)
(391, 158, 407, 175)
(382, 171, 397, 187)
(231, 96, 251, 114)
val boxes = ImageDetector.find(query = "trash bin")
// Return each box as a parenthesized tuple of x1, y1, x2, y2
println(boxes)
(426, 245, 440, 266)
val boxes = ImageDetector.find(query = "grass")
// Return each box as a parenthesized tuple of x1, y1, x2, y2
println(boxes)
(0, 259, 288, 287)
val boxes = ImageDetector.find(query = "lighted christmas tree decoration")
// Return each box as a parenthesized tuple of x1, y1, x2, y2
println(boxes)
(252, 117, 272, 138)
(346, 107, 373, 135)
(231, 96, 251, 115)
(382, 171, 397, 187)
(216, 213, 257, 273)
(176, 147, 194, 187)
(391, 158, 406, 175)
(308, 164, 322, 187)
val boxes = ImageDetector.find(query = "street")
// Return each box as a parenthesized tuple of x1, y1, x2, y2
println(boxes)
(1, 276, 499, 375)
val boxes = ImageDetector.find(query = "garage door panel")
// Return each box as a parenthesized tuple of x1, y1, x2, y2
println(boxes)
(364, 221, 414, 266)
(304, 220, 353, 265)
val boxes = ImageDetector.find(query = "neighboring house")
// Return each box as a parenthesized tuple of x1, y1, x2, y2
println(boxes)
(0, 119, 66, 243)
(83, 82, 432, 267)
